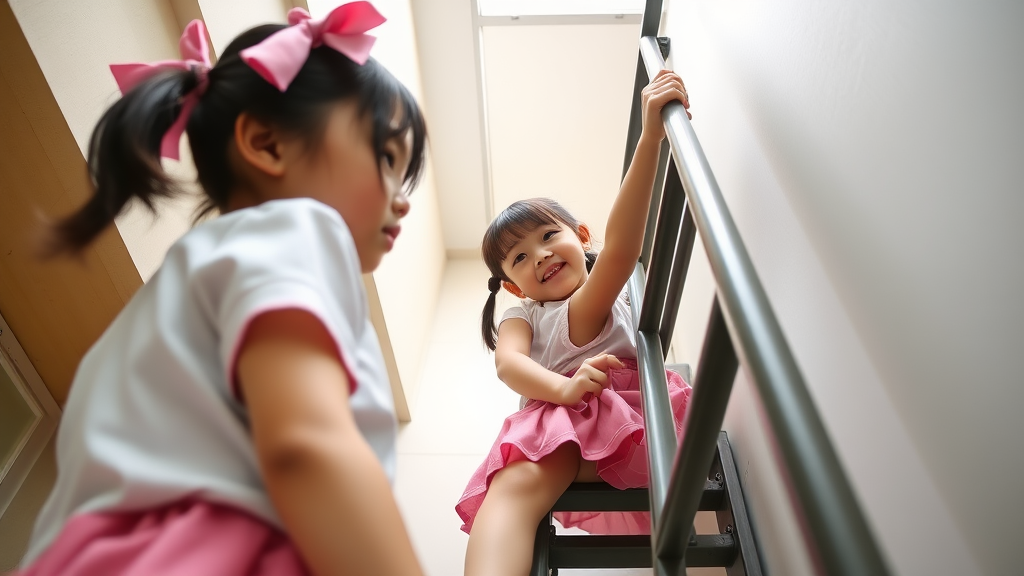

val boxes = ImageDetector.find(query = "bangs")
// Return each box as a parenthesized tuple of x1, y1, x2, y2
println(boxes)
(358, 59, 428, 193)
(482, 199, 576, 278)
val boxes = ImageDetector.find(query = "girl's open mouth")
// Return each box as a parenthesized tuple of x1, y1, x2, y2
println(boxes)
(542, 263, 563, 282)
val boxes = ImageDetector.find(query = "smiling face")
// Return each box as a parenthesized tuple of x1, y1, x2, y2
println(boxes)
(501, 222, 589, 302)
(293, 101, 413, 273)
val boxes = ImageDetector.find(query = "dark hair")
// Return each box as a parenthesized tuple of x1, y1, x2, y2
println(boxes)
(52, 23, 427, 253)
(480, 198, 597, 350)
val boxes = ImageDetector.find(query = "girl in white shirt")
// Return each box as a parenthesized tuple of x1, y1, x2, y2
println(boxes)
(458, 71, 692, 576)
(19, 3, 425, 575)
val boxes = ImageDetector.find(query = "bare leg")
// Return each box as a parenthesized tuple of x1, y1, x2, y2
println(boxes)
(465, 442, 582, 576)
(575, 457, 601, 482)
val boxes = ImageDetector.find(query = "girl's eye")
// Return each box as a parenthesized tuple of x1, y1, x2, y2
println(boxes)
(543, 230, 558, 241)
(512, 253, 526, 266)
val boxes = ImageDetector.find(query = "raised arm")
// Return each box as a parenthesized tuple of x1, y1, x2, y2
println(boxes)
(567, 71, 689, 346)
(494, 317, 623, 405)
(238, 309, 424, 576)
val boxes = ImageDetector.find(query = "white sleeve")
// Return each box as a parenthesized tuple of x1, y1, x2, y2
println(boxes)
(191, 199, 367, 398)
(500, 303, 531, 327)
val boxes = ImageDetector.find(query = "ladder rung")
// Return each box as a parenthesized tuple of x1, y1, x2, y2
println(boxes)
(548, 534, 737, 569)
(552, 478, 724, 512)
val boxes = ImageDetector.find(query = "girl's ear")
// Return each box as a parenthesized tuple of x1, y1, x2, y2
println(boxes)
(234, 112, 287, 177)
(578, 223, 592, 251)
(502, 281, 526, 299)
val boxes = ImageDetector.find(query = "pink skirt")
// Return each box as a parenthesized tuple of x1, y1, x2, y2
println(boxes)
(16, 500, 309, 576)
(456, 360, 691, 535)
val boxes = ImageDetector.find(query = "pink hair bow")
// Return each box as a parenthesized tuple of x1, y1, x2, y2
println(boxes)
(109, 20, 212, 160)
(240, 2, 386, 92)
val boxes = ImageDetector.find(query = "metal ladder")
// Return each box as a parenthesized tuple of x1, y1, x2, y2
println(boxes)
(531, 431, 761, 575)
(530, 0, 893, 574)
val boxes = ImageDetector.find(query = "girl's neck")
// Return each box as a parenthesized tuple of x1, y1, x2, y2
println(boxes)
(536, 282, 585, 304)
(223, 184, 295, 214)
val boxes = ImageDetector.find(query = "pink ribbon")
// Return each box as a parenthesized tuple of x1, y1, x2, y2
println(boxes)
(109, 20, 212, 160)
(240, 2, 386, 92)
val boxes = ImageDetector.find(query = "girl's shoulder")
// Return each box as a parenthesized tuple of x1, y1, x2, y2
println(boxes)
(172, 198, 354, 262)
(219, 198, 349, 241)
(162, 198, 365, 313)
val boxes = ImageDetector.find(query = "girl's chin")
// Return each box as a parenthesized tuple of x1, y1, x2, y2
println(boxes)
(358, 251, 384, 273)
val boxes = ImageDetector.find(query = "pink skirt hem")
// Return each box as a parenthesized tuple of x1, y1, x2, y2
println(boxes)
(15, 499, 309, 576)
(456, 361, 690, 535)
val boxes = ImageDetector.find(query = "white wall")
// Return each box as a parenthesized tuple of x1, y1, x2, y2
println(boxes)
(410, 0, 490, 251)
(663, 1, 1023, 575)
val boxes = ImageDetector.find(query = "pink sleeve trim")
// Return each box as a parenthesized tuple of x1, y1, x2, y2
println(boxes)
(227, 303, 359, 403)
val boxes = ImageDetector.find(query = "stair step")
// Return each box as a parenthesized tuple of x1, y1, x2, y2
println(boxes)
(552, 478, 724, 512)
(548, 534, 737, 569)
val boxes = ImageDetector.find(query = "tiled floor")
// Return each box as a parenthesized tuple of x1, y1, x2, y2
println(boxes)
(393, 260, 724, 576)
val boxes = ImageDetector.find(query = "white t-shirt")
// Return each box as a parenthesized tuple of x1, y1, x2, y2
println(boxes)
(24, 198, 396, 564)
(500, 288, 636, 375)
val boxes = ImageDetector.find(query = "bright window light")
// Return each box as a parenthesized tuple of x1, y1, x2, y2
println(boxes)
(478, 0, 645, 17)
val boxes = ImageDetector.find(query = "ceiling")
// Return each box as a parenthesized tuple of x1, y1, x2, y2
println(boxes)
(412, 1, 643, 253)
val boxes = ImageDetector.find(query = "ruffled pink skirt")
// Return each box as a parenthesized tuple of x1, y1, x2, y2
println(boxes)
(456, 360, 691, 535)
(15, 500, 309, 576)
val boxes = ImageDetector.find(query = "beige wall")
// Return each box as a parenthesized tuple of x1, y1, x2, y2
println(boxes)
(410, 0, 489, 250)
(322, 0, 446, 414)
(482, 23, 639, 245)
(0, 1, 143, 405)
(197, 0, 290, 56)
(663, 1, 1023, 575)
(410, 0, 647, 254)
(9, 0, 201, 282)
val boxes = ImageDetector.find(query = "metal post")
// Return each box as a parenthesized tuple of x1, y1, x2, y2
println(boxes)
(633, 328, 678, 530)
(659, 203, 696, 354)
(656, 298, 738, 561)
(639, 160, 686, 333)
(621, 52, 648, 185)
(641, 140, 671, 268)
(640, 0, 662, 36)
(531, 513, 552, 576)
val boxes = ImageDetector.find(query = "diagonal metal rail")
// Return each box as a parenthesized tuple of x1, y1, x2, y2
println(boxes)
(621, 1, 893, 574)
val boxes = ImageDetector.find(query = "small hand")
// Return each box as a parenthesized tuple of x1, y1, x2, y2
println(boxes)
(640, 70, 690, 142)
(559, 353, 625, 405)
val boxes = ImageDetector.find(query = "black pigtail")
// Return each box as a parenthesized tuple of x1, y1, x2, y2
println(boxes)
(50, 69, 196, 254)
(481, 277, 502, 351)
(585, 251, 597, 272)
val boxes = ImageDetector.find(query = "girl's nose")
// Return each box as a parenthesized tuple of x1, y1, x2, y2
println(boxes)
(535, 251, 551, 266)
(393, 190, 410, 218)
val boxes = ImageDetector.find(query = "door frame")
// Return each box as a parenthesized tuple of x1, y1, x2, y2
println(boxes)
(0, 311, 60, 519)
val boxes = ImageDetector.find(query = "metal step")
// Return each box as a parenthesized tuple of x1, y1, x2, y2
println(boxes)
(547, 532, 737, 569)
(552, 478, 723, 513)
(532, 432, 761, 575)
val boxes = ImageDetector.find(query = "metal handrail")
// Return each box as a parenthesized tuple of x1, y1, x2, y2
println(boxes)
(622, 2, 892, 574)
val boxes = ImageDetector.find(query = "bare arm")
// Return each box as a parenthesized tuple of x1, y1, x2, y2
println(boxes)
(494, 317, 623, 405)
(238, 309, 424, 576)
(567, 71, 689, 346)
